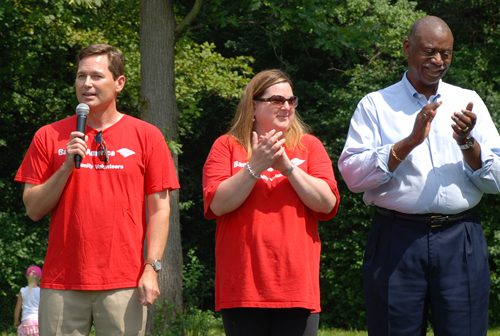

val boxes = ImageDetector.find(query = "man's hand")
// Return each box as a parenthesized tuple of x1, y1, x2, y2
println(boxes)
(64, 131, 88, 170)
(138, 266, 160, 306)
(389, 101, 442, 171)
(452, 102, 476, 144)
(408, 101, 442, 146)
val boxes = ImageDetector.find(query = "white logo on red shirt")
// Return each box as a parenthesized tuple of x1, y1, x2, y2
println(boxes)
(117, 148, 135, 158)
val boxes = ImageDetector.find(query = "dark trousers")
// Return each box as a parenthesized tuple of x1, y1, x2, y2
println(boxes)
(364, 211, 489, 336)
(221, 308, 319, 336)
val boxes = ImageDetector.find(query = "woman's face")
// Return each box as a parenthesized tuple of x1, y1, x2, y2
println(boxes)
(253, 82, 296, 135)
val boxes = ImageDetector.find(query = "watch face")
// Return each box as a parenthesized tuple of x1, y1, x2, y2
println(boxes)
(152, 260, 162, 271)
(460, 136, 475, 149)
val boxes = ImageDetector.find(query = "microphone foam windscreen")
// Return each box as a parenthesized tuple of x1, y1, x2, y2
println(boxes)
(76, 103, 90, 116)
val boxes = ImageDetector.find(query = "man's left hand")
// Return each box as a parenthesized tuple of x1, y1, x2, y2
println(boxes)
(138, 267, 160, 305)
(452, 102, 476, 143)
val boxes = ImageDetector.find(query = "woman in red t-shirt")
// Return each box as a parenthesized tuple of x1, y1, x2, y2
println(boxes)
(203, 69, 340, 336)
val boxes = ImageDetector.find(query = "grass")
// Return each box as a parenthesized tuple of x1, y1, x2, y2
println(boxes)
(319, 330, 368, 336)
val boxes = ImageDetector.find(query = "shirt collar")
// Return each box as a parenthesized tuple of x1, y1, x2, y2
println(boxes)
(402, 71, 442, 104)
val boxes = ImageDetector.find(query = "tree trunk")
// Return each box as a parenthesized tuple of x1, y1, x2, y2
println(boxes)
(140, 0, 183, 333)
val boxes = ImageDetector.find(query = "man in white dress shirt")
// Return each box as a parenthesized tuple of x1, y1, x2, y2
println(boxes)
(338, 15, 500, 336)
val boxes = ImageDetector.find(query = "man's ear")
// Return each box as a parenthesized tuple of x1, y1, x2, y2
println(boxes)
(403, 39, 410, 58)
(115, 75, 126, 93)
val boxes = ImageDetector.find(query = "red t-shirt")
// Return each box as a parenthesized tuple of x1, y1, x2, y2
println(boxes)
(15, 114, 180, 290)
(203, 134, 340, 312)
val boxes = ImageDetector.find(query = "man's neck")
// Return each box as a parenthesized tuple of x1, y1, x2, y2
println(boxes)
(87, 109, 123, 131)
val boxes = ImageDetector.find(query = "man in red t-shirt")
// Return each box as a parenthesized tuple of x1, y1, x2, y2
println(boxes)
(15, 44, 180, 335)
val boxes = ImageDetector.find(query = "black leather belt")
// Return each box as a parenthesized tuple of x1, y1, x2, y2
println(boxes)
(375, 206, 477, 228)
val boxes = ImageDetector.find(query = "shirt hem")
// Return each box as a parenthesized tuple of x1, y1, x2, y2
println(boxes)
(216, 301, 320, 313)
(40, 282, 138, 291)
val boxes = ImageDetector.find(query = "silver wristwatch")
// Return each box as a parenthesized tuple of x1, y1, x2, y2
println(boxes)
(459, 135, 475, 150)
(145, 259, 162, 272)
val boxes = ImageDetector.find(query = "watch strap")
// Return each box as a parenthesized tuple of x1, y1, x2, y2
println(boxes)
(144, 259, 162, 272)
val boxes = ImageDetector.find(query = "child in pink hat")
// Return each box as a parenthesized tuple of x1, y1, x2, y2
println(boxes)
(14, 265, 42, 336)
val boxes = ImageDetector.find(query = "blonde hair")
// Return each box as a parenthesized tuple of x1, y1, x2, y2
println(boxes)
(227, 69, 309, 156)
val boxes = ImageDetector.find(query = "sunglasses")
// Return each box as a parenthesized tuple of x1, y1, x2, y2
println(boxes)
(254, 95, 299, 107)
(95, 131, 109, 164)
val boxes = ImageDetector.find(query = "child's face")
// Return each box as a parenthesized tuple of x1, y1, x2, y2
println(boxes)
(26, 275, 40, 285)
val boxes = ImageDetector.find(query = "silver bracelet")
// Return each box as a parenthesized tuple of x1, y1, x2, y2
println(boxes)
(281, 163, 296, 176)
(245, 163, 261, 179)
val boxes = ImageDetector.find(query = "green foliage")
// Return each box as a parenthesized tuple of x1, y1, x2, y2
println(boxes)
(0, 211, 47, 331)
(152, 304, 223, 336)
(319, 192, 370, 328)
(183, 248, 213, 309)
(0, 0, 499, 332)
(175, 38, 254, 138)
(67, 0, 103, 7)
(0, 176, 47, 331)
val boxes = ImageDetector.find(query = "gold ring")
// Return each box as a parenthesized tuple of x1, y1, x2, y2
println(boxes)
(462, 126, 469, 132)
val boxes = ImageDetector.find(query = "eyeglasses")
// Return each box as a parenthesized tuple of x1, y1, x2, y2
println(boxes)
(95, 131, 109, 164)
(254, 95, 299, 107)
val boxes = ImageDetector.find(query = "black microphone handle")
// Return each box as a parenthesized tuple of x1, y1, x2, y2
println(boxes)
(74, 114, 87, 169)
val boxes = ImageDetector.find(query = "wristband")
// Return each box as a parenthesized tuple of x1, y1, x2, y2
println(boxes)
(245, 163, 261, 179)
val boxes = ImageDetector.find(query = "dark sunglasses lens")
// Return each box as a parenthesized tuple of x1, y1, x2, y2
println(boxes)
(268, 95, 298, 106)
(95, 132, 109, 163)
(98, 144, 109, 163)
(268, 95, 287, 104)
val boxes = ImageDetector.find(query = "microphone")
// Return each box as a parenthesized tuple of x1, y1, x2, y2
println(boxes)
(74, 103, 90, 169)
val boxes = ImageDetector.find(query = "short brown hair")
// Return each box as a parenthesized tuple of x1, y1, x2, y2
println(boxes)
(77, 44, 124, 79)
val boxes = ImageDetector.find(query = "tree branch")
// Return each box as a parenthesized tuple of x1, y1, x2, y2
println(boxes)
(174, 0, 203, 39)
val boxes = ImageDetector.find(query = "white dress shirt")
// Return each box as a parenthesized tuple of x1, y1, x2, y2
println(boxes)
(338, 73, 500, 214)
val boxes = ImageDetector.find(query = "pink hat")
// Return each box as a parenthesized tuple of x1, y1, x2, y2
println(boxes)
(25, 265, 42, 278)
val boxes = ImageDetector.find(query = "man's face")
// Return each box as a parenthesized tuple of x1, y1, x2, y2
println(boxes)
(404, 25, 453, 95)
(75, 54, 125, 111)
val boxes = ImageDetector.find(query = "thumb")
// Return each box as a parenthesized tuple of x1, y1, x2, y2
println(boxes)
(466, 102, 474, 112)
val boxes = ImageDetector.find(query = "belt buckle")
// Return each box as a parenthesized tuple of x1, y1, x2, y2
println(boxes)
(430, 215, 449, 228)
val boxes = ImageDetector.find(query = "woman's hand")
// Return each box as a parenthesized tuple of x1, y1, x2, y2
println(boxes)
(249, 130, 285, 174)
